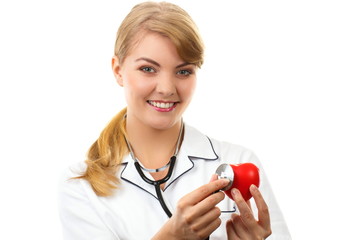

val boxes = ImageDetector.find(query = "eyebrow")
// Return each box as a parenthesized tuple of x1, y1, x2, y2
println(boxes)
(135, 57, 193, 69)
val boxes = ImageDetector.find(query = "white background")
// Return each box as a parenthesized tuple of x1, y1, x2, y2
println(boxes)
(1, 0, 346, 239)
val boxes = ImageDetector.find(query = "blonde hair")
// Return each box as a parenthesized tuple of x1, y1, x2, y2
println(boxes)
(115, 1, 204, 67)
(78, 2, 205, 197)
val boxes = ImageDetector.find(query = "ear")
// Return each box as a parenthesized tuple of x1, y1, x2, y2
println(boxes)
(112, 56, 123, 87)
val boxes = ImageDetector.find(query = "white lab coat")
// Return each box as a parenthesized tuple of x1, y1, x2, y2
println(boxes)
(58, 125, 291, 239)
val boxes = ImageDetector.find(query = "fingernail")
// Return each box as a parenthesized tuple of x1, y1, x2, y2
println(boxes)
(222, 179, 230, 185)
(250, 184, 257, 192)
(231, 188, 239, 197)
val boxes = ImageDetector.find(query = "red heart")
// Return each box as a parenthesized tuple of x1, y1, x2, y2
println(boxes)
(218, 163, 260, 201)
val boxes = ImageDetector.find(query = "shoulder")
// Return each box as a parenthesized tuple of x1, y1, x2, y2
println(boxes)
(61, 161, 87, 178)
(184, 124, 260, 165)
(58, 161, 92, 201)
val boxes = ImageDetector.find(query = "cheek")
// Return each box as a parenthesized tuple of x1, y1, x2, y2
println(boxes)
(123, 73, 155, 96)
(180, 78, 196, 100)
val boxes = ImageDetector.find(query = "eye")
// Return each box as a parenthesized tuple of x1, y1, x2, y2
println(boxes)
(140, 66, 156, 73)
(177, 69, 192, 76)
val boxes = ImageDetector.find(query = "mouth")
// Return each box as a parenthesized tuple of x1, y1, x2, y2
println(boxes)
(147, 100, 178, 112)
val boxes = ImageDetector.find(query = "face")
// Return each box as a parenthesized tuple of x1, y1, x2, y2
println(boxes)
(112, 32, 197, 130)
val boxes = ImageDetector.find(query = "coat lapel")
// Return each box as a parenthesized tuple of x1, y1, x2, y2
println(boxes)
(164, 125, 219, 190)
(120, 155, 158, 199)
(119, 125, 219, 195)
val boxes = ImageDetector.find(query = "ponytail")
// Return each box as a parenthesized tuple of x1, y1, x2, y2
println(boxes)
(76, 107, 128, 196)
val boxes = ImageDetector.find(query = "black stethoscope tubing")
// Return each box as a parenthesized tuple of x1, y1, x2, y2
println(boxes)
(134, 156, 176, 218)
(134, 156, 210, 240)
(129, 119, 209, 239)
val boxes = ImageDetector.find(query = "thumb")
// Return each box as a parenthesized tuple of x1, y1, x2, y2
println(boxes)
(209, 174, 218, 183)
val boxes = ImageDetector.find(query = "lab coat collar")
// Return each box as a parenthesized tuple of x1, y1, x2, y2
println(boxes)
(179, 125, 218, 161)
(120, 156, 159, 199)
(120, 125, 218, 198)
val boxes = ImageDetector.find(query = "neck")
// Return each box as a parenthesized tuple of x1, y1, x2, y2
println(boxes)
(125, 116, 182, 169)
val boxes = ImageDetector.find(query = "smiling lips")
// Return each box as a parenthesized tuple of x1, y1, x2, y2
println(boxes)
(147, 100, 177, 112)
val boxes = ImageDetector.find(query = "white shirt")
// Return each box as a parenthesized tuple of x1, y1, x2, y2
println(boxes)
(58, 125, 291, 239)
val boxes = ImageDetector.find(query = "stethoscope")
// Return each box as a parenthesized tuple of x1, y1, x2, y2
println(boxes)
(134, 155, 176, 217)
(124, 119, 184, 218)
(125, 120, 210, 239)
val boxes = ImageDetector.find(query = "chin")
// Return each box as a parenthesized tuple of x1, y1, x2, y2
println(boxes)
(148, 116, 181, 131)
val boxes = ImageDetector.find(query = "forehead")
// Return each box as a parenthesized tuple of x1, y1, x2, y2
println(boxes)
(125, 32, 183, 64)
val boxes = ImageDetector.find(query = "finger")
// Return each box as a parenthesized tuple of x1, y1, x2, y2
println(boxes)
(250, 184, 271, 229)
(199, 216, 222, 238)
(246, 200, 252, 209)
(209, 174, 218, 183)
(231, 188, 258, 229)
(230, 213, 249, 239)
(226, 219, 240, 240)
(191, 206, 221, 233)
(186, 191, 225, 221)
(182, 179, 230, 205)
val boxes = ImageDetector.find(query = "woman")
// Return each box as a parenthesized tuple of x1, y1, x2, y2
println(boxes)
(58, 2, 291, 239)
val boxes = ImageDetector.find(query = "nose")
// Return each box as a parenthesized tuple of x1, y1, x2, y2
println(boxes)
(156, 73, 176, 97)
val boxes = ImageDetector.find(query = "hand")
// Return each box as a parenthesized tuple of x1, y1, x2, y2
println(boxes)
(226, 185, 272, 240)
(153, 177, 230, 240)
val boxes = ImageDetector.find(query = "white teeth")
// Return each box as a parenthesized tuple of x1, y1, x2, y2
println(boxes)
(149, 101, 175, 109)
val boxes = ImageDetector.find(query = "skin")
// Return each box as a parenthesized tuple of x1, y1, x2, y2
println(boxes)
(112, 31, 271, 239)
(112, 32, 196, 132)
(153, 176, 230, 240)
(226, 186, 272, 239)
(112, 32, 196, 176)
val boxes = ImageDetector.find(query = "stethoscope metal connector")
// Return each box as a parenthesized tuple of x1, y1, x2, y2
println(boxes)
(215, 163, 234, 191)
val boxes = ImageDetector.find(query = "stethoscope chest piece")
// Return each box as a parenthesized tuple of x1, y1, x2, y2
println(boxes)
(215, 163, 234, 191)
(215, 162, 260, 201)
